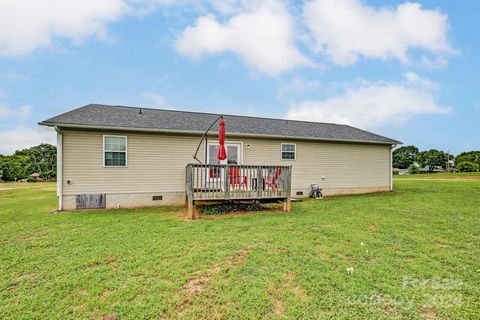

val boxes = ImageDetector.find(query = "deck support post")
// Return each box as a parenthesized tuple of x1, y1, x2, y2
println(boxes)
(283, 197, 291, 212)
(187, 200, 197, 220)
(186, 164, 197, 220)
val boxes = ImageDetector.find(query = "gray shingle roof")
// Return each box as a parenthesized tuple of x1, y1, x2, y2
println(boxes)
(39, 104, 401, 145)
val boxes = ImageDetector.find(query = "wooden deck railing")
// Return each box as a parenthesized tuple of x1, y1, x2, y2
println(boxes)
(185, 164, 292, 219)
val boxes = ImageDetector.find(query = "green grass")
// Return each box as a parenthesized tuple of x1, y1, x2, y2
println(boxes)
(394, 172, 480, 179)
(1, 181, 479, 319)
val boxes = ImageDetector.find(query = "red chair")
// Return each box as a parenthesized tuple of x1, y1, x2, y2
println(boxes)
(228, 167, 247, 188)
(264, 168, 282, 190)
(209, 167, 220, 179)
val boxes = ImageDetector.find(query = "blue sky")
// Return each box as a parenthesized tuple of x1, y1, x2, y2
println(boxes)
(0, 0, 478, 155)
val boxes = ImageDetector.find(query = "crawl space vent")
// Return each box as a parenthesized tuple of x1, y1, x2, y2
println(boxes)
(76, 194, 106, 209)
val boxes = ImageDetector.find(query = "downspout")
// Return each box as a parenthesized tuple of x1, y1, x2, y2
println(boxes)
(55, 127, 63, 211)
(390, 144, 396, 191)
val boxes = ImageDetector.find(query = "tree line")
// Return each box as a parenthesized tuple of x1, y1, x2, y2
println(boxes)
(0, 144, 56, 182)
(393, 146, 480, 173)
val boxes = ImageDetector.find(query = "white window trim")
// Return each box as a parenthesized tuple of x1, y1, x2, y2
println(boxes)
(103, 135, 128, 168)
(207, 141, 243, 164)
(281, 143, 296, 161)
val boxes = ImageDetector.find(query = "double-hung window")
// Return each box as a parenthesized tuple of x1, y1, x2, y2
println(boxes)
(281, 143, 296, 160)
(104, 135, 127, 167)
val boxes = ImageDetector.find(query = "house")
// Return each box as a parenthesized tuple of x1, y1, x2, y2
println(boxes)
(39, 104, 401, 213)
(418, 166, 446, 174)
(392, 168, 409, 175)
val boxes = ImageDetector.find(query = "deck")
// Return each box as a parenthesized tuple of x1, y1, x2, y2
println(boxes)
(186, 164, 292, 219)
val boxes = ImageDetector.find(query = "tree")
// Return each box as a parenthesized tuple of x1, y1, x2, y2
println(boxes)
(456, 161, 479, 172)
(23, 144, 57, 181)
(0, 155, 27, 181)
(0, 144, 56, 181)
(416, 149, 448, 172)
(393, 145, 419, 169)
(455, 151, 480, 170)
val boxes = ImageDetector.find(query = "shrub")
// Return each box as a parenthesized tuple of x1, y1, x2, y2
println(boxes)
(201, 202, 269, 215)
(456, 161, 479, 172)
(408, 164, 419, 174)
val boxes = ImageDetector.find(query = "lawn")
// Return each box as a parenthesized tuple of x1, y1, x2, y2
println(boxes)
(1, 181, 479, 319)
(394, 172, 480, 179)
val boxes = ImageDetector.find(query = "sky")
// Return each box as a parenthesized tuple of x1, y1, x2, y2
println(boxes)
(0, 0, 478, 155)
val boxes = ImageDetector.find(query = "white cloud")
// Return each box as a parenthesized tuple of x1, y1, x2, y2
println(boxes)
(19, 105, 33, 117)
(304, 0, 454, 65)
(277, 76, 321, 98)
(0, 126, 56, 155)
(286, 73, 452, 129)
(139, 92, 168, 107)
(404, 71, 437, 90)
(176, 0, 312, 76)
(0, 0, 269, 57)
(420, 56, 449, 69)
(0, 104, 33, 119)
(0, 0, 129, 57)
(0, 101, 50, 154)
(208, 0, 256, 14)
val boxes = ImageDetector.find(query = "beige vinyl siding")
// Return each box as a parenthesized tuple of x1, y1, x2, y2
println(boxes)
(61, 129, 391, 196)
(242, 138, 390, 190)
(62, 130, 204, 195)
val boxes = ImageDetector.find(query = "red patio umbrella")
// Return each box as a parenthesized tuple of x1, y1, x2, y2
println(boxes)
(217, 117, 227, 160)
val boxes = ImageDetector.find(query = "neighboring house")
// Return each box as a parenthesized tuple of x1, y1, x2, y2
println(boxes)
(392, 168, 409, 175)
(39, 104, 401, 211)
(419, 166, 446, 173)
